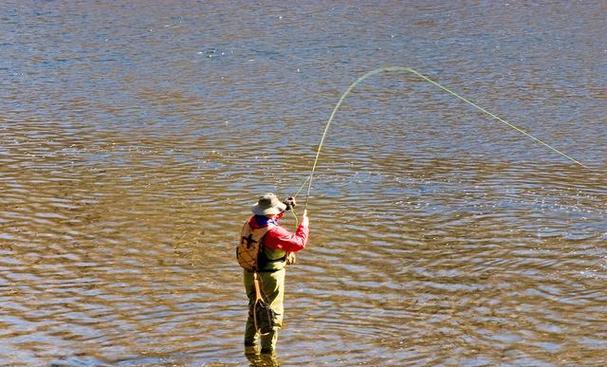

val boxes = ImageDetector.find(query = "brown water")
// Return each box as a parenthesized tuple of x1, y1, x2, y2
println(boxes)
(1, 1, 606, 366)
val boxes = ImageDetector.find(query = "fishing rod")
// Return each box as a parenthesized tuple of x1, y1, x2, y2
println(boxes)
(292, 66, 589, 211)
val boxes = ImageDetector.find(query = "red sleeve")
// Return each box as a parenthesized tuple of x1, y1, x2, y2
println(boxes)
(263, 217, 309, 253)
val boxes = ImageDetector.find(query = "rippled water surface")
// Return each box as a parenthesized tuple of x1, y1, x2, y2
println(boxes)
(1, 1, 606, 366)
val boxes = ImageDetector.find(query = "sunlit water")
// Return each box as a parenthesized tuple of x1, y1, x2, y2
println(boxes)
(1, 1, 606, 366)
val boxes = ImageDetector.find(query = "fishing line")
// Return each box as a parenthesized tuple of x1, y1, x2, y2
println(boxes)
(296, 66, 589, 210)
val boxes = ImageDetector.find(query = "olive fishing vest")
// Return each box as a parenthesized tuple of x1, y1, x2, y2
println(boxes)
(237, 216, 287, 272)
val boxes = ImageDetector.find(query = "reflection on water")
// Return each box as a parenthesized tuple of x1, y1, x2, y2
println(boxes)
(246, 352, 282, 367)
(1, 1, 606, 366)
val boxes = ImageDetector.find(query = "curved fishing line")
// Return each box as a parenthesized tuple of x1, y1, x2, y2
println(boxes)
(300, 66, 588, 209)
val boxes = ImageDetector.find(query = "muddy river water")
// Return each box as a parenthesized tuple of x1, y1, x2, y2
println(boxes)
(1, 1, 606, 366)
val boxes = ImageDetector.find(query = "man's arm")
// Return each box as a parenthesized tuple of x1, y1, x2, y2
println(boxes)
(264, 214, 309, 253)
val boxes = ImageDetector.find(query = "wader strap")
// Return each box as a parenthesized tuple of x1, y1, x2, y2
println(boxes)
(253, 272, 263, 302)
(252, 271, 272, 335)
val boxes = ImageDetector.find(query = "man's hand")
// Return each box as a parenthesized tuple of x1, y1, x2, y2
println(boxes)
(283, 196, 297, 211)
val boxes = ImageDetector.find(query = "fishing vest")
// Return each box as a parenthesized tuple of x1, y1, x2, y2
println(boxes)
(237, 217, 287, 272)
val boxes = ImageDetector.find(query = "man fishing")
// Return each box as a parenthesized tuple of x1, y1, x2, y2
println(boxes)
(239, 193, 309, 355)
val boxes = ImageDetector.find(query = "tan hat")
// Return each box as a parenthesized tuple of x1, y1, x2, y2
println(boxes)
(252, 193, 287, 216)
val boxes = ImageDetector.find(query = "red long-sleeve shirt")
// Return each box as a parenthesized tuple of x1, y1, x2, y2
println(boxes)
(249, 214, 309, 253)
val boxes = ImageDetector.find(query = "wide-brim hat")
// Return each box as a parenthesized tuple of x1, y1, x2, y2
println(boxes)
(252, 193, 287, 216)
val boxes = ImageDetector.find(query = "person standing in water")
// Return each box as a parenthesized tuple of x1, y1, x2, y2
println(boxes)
(240, 193, 309, 355)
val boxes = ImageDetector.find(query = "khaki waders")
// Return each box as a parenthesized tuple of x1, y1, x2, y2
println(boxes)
(244, 268, 285, 353)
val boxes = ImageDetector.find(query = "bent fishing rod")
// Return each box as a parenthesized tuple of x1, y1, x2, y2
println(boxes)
(289, 66, 589, 213)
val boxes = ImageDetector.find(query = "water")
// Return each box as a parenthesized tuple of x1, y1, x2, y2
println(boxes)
(1, 1, 606, 366)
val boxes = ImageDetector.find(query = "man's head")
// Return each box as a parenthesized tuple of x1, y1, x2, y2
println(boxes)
(252, 193, 287, 217)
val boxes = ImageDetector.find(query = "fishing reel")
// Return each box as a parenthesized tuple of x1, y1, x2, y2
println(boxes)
(283, 196, 296, 211)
